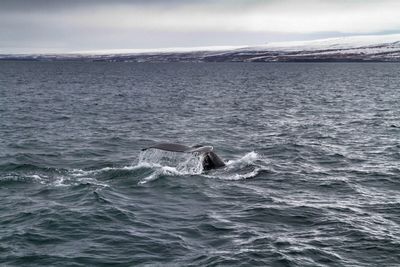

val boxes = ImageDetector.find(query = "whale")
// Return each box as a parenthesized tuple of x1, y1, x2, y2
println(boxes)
(141, 143, 226, 170)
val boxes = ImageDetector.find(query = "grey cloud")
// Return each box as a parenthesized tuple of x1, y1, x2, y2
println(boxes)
(0, 0, 211, 11)
(1, 0, 399, 54)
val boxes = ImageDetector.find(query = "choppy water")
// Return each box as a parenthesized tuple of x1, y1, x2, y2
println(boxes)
(1, 62, 400, 266)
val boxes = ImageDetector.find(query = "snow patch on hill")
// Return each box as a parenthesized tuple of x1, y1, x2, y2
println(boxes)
(241, 34, 400, 52)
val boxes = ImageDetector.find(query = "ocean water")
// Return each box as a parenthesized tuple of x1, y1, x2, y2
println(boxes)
(0, 62, 399, 266)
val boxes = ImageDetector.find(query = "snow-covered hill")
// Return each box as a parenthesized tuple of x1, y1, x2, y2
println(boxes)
(229, 34, 400, 62)
(244, 34, 400, 51)
(2, 34, 400, 62)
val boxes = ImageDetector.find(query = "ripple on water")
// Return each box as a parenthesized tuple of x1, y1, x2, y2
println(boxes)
(1, 62, 400, 266)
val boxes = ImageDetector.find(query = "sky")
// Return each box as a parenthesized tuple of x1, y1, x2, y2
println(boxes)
(1, 0, 400, 54)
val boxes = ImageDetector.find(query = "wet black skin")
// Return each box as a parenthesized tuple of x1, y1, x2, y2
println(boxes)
(202, 151, 226, 171)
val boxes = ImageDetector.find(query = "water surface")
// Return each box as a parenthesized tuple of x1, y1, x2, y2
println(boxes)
(1, 62, 399, 266)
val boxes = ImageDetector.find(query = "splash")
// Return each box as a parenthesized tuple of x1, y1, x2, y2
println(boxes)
(0, 151, 264, 186)
(225, 151, 260, 169)
(138, 149, 204, 174)
(136, 149, 205, 184)
(205, 151, 265, 181)
(135, 150, 266, 184)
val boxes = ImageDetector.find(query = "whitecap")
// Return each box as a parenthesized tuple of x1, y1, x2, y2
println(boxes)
(136, 150, 266, 183)
(138, 165, 184, 185)
(225, 151, 260, 169)
(204, 167, 264, 181)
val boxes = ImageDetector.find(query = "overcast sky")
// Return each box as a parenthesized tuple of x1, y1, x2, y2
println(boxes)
(1, 0, 400, 53)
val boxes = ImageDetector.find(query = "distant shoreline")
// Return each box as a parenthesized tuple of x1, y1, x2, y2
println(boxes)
(2, 34, 400, 62)
(1, 58, 400, 63)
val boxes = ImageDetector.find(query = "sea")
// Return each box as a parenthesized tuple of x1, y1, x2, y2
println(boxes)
(0, 62, 399, 266)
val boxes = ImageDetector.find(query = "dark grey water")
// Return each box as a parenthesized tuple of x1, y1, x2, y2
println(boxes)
(1, 62, 399, 266)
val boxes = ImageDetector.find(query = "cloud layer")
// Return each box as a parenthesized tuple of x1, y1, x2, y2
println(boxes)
(1, 0, 400, 53)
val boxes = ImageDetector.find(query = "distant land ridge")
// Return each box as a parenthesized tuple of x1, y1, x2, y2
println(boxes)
(2, 34, 400, 62)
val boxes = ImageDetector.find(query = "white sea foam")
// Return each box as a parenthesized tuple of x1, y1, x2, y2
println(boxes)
(26, 173, 69, 187)
(66, 150, 264, 185)
(5, 151, 264, 186)
(137, 149, 205, 184)
(136, 150, 265, 183)
(225, 151, 260, 169)
(138, 166, 184, 185)
(22, 171, 110, 188)
(205, 167, 263, 181)
(29, 174, 47, 184)
(69, 165, 140, 178)
(204, 152, 266, 181)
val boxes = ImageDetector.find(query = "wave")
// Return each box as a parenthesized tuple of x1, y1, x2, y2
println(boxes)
(203, 152, 268, 181)
(204, 167, 265, 181)
(0, 151, 267, 187)
(135, 150, 267, 184)
(137, 165, 186, 185)
(0, 168, 109, 188)
(0, 162, 53, 172)
(225, 151, 261, 169)
(33, 173, 109, 188)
